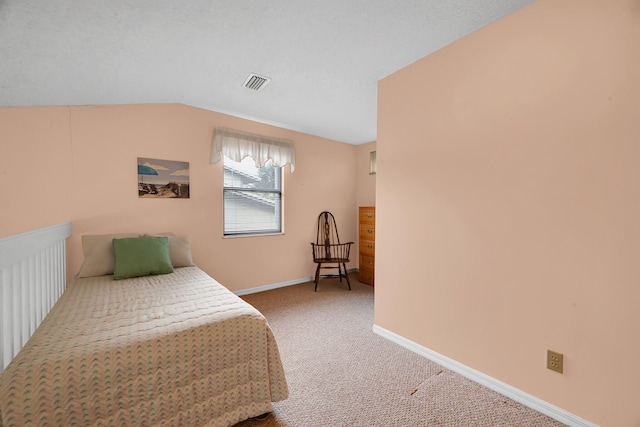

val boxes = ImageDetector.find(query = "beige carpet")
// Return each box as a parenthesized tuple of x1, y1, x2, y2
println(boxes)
(237, 275, 566, 427)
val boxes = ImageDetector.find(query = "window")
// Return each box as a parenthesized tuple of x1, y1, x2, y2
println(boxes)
(369, 151, 377, 174)
(211, 127, 293, 236)
(223, 155, 282, 236)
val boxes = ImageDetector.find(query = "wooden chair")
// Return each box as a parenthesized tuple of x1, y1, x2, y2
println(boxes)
(311, 211, 353, 291)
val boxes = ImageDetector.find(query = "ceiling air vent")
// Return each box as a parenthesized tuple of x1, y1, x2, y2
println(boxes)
(243, 73, 271, 91)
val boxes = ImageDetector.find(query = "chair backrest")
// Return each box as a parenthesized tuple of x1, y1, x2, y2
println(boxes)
(312, 211, 352, 263)
(315, 211, 341, 245)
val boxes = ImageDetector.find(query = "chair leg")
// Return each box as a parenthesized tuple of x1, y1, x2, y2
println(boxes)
(337, 263, 343, 282)
(314, 264, 321, 292)
(343, 263, 351, 290)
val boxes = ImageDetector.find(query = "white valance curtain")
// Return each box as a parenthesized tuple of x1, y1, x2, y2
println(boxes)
(210, 127, 296, 172)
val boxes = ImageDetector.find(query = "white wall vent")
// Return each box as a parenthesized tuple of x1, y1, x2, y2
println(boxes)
(243, 73, 271, 91)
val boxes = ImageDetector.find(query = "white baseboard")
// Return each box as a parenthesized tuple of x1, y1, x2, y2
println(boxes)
(372, 325, 598, 427)
(234, 277, 312, 296)
(234, 268, 358, 296)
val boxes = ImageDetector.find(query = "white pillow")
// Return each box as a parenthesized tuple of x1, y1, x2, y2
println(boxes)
(144, 234, 195, 267)
(77, 233, 140, 278)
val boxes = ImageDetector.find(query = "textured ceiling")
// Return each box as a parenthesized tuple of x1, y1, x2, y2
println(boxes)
(0, 0, 535, 144)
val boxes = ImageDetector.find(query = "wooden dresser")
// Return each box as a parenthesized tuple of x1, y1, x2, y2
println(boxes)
(358, 206, 375, 286)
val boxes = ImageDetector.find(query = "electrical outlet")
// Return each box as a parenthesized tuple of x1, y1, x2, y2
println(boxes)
(547, 350, 564, 373)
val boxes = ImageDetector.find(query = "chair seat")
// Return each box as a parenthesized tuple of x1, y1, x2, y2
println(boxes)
(313, 258, 349, 263)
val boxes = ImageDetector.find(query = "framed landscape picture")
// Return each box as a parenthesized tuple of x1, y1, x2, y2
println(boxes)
(137, 157, 190, 198)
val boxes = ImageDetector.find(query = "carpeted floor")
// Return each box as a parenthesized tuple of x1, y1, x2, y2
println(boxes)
(237, 275, 566, 427)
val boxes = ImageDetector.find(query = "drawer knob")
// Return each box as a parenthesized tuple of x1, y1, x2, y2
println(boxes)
(367, 229, 373, 233)
(367, 213, 372, 218)
(368, 244, 373, 249)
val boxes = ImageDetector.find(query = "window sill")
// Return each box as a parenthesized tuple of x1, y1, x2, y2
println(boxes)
(223, 232, 284, 239)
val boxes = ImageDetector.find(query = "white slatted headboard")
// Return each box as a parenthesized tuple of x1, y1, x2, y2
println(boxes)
(0, 222, 71, 373)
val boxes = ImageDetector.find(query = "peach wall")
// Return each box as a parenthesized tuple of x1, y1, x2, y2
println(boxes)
(0, 104, 358, 291)
(376, 1, 640, 426)
(0, 107, 73, 235)
(356, 141, 376, 208)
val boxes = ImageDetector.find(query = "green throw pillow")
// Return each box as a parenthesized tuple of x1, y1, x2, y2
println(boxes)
(112, 236, 174, 280)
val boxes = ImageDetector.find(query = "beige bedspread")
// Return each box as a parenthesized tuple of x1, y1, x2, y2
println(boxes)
(0, 267, 288, 427)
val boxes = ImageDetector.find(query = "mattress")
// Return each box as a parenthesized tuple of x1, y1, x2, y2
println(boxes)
(0, 266, 288, 427)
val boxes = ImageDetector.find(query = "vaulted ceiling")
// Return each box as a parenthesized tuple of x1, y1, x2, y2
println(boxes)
(0, 0, 536, 144)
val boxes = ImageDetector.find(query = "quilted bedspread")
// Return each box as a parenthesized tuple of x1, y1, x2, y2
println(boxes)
(0, 267, 288, 427)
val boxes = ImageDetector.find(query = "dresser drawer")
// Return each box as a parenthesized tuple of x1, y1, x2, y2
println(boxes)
(359, 267, 374, 286)
(360, 239, 375, 256)
(360, 254, 375, 270)
(359, 207, 375, 224)
(359, 224, 375, 239)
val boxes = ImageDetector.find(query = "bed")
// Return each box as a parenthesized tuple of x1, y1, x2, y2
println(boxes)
(0, 234, 288, 427)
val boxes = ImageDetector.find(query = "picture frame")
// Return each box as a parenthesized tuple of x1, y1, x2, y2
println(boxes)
(137, 157, 190, 198)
